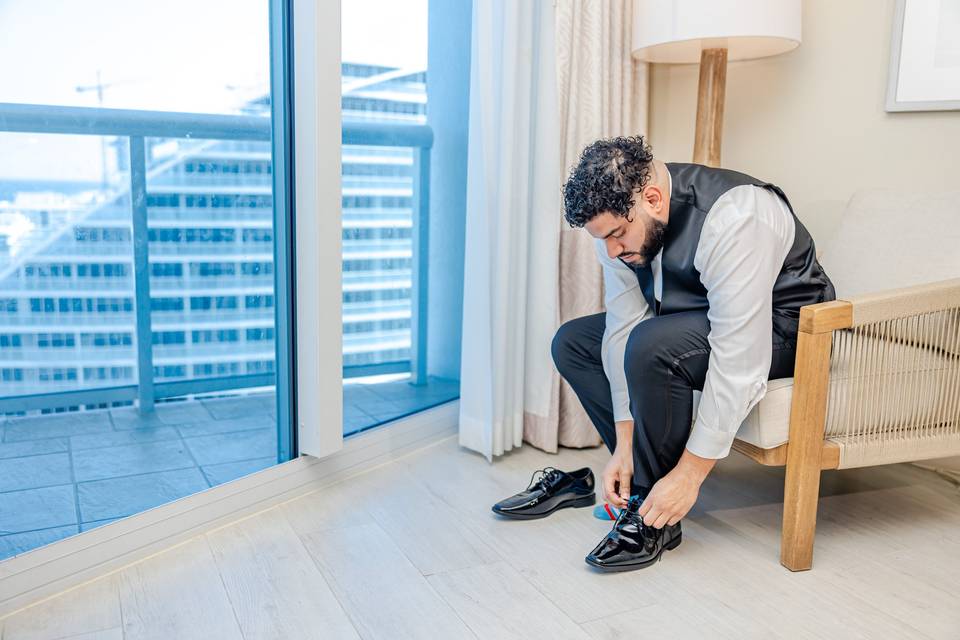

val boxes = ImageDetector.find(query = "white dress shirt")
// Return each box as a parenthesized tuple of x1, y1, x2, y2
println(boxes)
(595, 170, 796, 459)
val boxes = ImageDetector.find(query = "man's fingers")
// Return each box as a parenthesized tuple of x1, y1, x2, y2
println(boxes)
(618, 470, 631, 501)
(609, 486, 624, 507)
(603, 473, 617, 504)
(603, 479, 618, 506)
(602, 470, 614, 495)
(611, 485, 627, 508)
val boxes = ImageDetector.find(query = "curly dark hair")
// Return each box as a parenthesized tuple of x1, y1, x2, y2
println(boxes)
(562, 135, 654, 228)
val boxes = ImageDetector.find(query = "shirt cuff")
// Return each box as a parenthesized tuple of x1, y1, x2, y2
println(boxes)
(686, 416, 735, 459)
(612, 390, 632, 423)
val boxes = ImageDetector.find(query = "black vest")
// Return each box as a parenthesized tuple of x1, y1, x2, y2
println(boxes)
(627, 162, 836, 338)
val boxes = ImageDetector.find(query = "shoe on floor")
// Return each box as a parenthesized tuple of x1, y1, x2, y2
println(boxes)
(491, 466, 596, 520)
(584, 494, 681, 571)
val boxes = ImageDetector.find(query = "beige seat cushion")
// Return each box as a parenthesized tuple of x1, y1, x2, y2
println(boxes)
(692, 379, 795, 451)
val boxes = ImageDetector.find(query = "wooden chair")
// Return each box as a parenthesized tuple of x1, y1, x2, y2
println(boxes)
(717, 190, 960, 571)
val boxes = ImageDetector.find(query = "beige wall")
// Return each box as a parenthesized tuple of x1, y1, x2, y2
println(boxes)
(649, 0, 960, 247)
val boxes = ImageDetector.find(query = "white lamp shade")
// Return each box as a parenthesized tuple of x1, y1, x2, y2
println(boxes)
(632, 0, 801, 64)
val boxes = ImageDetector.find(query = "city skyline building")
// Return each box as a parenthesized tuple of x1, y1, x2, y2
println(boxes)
(0, 62, 427, 417)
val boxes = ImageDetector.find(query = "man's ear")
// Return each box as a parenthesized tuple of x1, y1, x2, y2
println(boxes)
(642, 184, 665, 217)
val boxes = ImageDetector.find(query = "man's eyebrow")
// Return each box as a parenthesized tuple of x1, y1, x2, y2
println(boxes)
(601, 225, 622, 240)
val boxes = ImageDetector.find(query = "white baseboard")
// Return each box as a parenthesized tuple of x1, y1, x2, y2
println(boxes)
(0, 400, 459, 620)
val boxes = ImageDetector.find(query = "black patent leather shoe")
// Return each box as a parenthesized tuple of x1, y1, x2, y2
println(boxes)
(584, 495, 681, 571)
(491, 466, 596, 520)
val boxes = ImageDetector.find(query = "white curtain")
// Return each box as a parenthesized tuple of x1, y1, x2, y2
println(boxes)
(458, 0, 649, 461)
(458, 0, 561, 461)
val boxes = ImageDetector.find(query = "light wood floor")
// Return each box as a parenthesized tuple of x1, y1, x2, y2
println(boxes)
(2, 435, 959, 640)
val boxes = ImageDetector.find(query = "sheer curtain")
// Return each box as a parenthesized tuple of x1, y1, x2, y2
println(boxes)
(458, 0, 649, 460)
(457, 0, 560, 460)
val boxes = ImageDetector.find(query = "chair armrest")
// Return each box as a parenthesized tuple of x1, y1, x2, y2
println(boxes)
(798, 300, 853, 334)
(845, 277, 960, 326)
(798, 277, 960, 334)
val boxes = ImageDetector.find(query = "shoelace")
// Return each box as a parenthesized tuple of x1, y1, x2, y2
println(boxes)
(613, 496, 653, 535)
(525, 466, 562, 492)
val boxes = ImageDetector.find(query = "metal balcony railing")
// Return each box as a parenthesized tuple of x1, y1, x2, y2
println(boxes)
(0, 102, 432, 414)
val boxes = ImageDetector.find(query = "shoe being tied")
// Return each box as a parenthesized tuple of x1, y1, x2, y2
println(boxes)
(584, 494, 682, 571)
(491, 466, 596, 520)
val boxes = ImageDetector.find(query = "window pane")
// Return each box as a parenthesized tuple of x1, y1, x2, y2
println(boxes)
(0, 132, 136, 397)
(0, 0, 291, 560)
(341, 0, 466, 435)
(0, 0, 269, 114)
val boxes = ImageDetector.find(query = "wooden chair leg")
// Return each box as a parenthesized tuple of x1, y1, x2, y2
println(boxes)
(781, 447, 823, 570)
(780, 328, 832, 571)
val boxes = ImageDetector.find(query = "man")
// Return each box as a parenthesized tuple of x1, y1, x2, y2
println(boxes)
(551, 135, 835, 571)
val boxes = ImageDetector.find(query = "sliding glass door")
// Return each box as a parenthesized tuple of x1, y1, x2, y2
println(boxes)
(339, 0, 469, 436)
(0, 0, 295, 560)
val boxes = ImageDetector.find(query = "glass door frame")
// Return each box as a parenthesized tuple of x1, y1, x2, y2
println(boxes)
(290, 0, 345, 458)
(290, 0, 472, 455)
(270, 0, 297, 462)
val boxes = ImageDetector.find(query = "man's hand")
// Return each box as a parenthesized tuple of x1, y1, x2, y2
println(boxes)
(637, 448, 718, 528)
(601, 447, 634, 509)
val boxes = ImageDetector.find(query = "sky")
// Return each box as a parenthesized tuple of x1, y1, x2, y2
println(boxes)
(0, 0, 427, 182)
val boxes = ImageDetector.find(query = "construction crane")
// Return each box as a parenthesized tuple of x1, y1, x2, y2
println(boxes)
(75, 70, 125, 190)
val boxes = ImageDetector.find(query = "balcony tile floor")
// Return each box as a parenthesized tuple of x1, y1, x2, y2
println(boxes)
(0, 376, 459, 561)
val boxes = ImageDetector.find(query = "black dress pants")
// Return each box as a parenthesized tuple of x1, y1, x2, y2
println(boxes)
(551, 310, 798, 496)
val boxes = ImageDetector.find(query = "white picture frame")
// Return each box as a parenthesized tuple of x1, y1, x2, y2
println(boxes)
(886, 0, 960, 112)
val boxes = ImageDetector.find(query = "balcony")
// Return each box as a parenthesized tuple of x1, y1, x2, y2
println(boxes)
(0, 102, 458, 561)
(0, 376, 459, 560)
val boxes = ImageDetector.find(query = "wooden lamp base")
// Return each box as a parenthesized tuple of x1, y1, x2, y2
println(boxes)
(693, 48, 728, 167)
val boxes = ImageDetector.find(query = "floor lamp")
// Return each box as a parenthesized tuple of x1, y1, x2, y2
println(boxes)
(632, 0, 802, 167)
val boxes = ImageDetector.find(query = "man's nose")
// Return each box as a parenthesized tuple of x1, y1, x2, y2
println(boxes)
(606, 240, 622, 259)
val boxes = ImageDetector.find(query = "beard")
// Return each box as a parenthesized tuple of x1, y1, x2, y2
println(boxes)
(624, 215, 666, 266)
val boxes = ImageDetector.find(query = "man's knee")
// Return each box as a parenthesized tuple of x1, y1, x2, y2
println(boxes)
(550, 320, 580, 379)
(623, 320, 674, 384)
